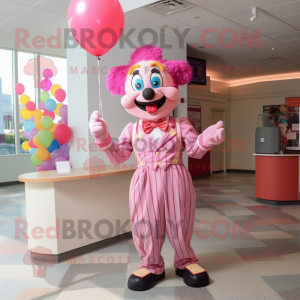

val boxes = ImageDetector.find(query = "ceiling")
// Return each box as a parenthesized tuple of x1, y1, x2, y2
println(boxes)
(0, 0, 300, 83)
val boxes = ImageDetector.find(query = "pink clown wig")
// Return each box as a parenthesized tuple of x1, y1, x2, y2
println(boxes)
(106, 45, 193, 96)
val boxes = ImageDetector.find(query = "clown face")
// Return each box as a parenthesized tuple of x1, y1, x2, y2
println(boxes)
(120, 60, 179, 122)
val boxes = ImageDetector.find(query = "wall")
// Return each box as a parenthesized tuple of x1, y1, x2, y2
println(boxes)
(0, 155, 36, 183)
(228, 78, 300, 170)
(187, 79, 229, 172)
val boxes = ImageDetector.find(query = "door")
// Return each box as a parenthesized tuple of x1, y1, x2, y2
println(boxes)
(211, 110, 225, 173)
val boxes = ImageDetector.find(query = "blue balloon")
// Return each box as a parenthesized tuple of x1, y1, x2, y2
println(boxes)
(29, 148, 37, 154)
(47, 139, 60, 153)
(45, 99, 57, 112)
(24, 120, 35, 132)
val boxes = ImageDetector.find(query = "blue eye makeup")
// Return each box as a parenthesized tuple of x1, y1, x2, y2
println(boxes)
(151, 73, 163, 89)
(132, 74, 144, 91)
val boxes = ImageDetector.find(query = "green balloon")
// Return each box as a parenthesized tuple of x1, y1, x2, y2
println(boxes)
(40, 91, 50, 103)
(37, 129, 53, 148)
(31, 154, 42, 166)
(41, 116, 53, 129)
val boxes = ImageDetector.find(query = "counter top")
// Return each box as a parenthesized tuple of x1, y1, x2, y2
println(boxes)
(286, 147, 300, 150)
(19, 165, 136, 183)
(253, 154, 300, 157)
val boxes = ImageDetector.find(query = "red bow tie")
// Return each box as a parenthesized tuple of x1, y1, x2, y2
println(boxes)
(142, 118, 169, 134)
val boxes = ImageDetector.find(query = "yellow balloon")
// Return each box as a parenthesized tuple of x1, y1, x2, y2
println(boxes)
(49, 123, 58, 135)
(32, 109, 43, 119)
(20, 108, 32, 120)
(36, 147, 49, 162)
(51, 84, 61, 97)
(34, 117, 44, 130)
(22, 141, 31, 151)
(54, 103, 63, 117)
(33, 135, 44, 148)
(20, 95, 30, 106)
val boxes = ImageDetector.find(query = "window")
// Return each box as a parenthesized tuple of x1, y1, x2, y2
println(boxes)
(0, 49, 67, 156)
(0, 49, 14, 156)
(18, 52, 36, 154)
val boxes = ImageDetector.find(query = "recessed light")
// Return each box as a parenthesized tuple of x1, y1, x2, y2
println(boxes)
(161, 25, 166, 27)
(195, 16, 200, 19)
(272, 47, 275, 50)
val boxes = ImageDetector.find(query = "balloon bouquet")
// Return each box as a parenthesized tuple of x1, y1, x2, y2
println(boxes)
(16, 69, 71, 172)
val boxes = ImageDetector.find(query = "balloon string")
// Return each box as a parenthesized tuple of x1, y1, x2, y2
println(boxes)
(97, 56, 103, 118)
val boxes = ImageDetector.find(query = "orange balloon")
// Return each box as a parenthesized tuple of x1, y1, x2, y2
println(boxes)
(32, 109, 43, 119)
(33, 135, 44, 148)
(34, 117, 44, 130)
(36, 147, 50, 162)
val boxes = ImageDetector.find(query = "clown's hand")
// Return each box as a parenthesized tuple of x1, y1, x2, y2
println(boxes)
(199, 121, 225, 150)
(89, 111, 110, 144)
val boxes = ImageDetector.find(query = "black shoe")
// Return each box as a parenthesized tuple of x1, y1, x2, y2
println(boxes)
(128, 271, 165, 291)
(176, 268, 210, 288)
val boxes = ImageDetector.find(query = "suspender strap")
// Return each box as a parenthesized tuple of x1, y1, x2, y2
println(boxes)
(132, 122, 144, 167)
(170, 118, 181, 164)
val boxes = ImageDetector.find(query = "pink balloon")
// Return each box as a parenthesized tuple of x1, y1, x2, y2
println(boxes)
(67, 0, 124, 57)
(39, 102, 45, 110)
(15, 83, 25, 95)
(57, 119, 64, 124)
(43, 69, 53, 79)
(29, 139, 37, 149)
(43, 109, 55, 120)
(40, 79, 52, 91)
(55, 89, 66, 102)
(26, 101, 36, 111)
(30, 116, 35, 121)
(54, 124, 71, 145)
(37, 166, 45, 172)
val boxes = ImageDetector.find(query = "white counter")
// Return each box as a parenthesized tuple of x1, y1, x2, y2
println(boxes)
(19, 166, 135, 262)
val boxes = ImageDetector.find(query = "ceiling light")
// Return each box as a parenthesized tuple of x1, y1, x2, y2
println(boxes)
(250, 7, 257, 21)
(161, 25, 166, 27)
(272, 48, 275, 50)
(195, 16, 200, 19)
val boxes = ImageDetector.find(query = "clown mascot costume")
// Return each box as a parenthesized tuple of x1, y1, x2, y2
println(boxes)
(89, 46, 224, 291)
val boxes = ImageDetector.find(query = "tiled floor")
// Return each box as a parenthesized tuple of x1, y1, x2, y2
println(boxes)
(0, 173, 300, 300)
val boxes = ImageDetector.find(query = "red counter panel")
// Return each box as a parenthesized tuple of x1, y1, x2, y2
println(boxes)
(255, 156, 299, 201)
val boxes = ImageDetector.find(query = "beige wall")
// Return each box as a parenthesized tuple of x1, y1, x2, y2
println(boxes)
(187, 78, 229, 170)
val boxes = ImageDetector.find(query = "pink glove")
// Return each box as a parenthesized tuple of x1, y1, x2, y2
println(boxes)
(198, 121, 225, 150)
(89, 111, 110, 144)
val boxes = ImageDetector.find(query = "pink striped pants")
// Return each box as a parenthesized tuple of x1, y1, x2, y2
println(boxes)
(129, 164, 198, 275)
